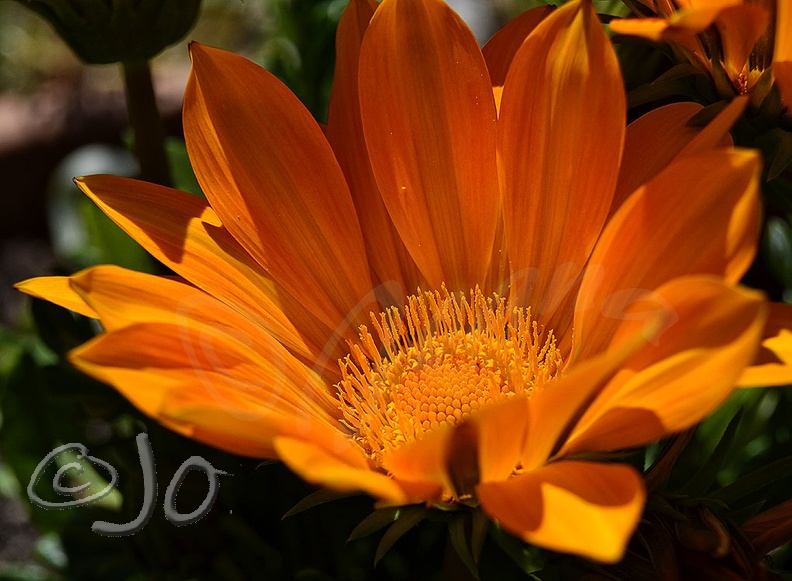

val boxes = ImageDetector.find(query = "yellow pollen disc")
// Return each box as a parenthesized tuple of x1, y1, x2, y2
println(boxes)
(336, 287, 562, 463)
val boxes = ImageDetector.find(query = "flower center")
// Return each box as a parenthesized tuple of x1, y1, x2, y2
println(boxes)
(337, 287, 562, 464)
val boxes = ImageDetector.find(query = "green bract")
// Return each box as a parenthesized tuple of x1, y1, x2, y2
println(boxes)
(14, 0, 201, 64)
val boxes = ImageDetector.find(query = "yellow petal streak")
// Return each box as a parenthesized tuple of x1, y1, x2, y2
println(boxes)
(337, 288, 562, 463)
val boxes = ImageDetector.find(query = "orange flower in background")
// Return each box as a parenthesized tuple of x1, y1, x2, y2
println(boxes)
(15, 0, 792, 563)
(612, 0, 792, 106)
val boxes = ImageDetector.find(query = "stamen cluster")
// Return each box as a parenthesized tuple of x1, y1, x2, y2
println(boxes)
(337, 288, 562, 463)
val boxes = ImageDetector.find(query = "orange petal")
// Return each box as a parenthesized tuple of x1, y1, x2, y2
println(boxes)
(498, 0, 624, 336)
(274, 437, 408, 504)
(669, 1, 741, 30)
(184, 43, 375, 331)
(68, 265, 341, 388)
(738, 301, 792, 387)
(774, 1, 792, 106)
(72, 320, 335, 420)
(481, 4, 554, 89)
(565, 276, 766, 455)
(380, 424, 456, 499)
(382, 397, 532, 500)
(70, 321, 341, 458)
(152, 393, 343, 461)
(358, 0, 500, 292)
(382, 345, 646, 499)
(68, 266, 232, 334)
(610, 1, 740, 40)
(675, 96, 746, 155)
(609, 17, 676, 41)
(744, 498, 792, 555)
(614, 102, 703, 217)
(775, 1, 792, 63)
(520, 328, 653, 471)
(326, 0, 421, 301)
(477, 461, 645, 563)
(573, 149, 761, 362)
(475, 396, 530, 483)
(75, 175, 339, 372)
(15, 276, 98, 319)
(613, 98, 745, 215)
(775, 62, 792, 107)
(714, 6, 769, 82)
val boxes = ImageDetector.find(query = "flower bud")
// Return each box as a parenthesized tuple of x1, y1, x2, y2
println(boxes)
(14, 0, 201, 64)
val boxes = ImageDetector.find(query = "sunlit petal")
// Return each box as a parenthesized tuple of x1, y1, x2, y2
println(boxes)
(477, 462, 645, 563)
(499, 0, 624, 341)
(15, 276, 98, 319)
(566, 276, 766, 454)
(359, 0, 500, 292)
(326, 0, 421, 299)
(274, 437, 409, 503)
(71, 323, 341, 457)
(573, 150, 760, 362)
(75, 175, 338, 368)
(613, 98, 745, 214)
(738, 301, 792, 387)
(774, 1, 792, 106)
(185, 43, 375, 331)
(482, 4, 554, 90)
(714, 6, 769, 81)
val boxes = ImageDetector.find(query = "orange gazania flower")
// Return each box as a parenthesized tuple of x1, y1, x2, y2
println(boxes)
(15, 0, 792, 563)
(612, 0, 792, 106)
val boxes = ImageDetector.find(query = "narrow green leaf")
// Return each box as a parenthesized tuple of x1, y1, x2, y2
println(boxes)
(678, 408, 744, 498)
(711, 455, 792, 506)
(654, 62, 706, 83)
(470, 509, 489, 565)
(763, 216, 792, 288)
(686, 100, 728, 127)
(281, 488, 360, 519)
(628, 78, 704, 109)
(374, 505, 427, 565)
(626, 63, 710, 108)
(729, 500, 768, 524)
(448, 512, 479, 580)
(644, 495, 690, 522)
(756, 128, 792, 181)
(347, 506, 401, 541)
(490, 523, 546, 575)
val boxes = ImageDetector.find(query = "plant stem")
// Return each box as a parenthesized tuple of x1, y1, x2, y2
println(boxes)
(122, 59, 171, 186)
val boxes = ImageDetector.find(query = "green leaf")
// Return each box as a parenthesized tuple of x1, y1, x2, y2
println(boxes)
(470, 508, 489, 565)
(763, 217, 792, 290)
(678, 409, 744, 498)
(347, 506, 401, 541)
(626, 63, 711, 109)
(687, 100, 729, 127)
(448, 512, 479, 580)
(729, 500, 769, 524)
(281, 488, 360, 519)
(489, 523, 546, 575)
(711, 455, 792, 507)
(653, 62, 707, 83)
(374, 505, 427, 565)
(755, 128, 792, 181)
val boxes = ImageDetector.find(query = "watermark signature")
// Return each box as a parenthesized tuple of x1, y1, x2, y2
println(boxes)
(27, 433, 229, 536)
